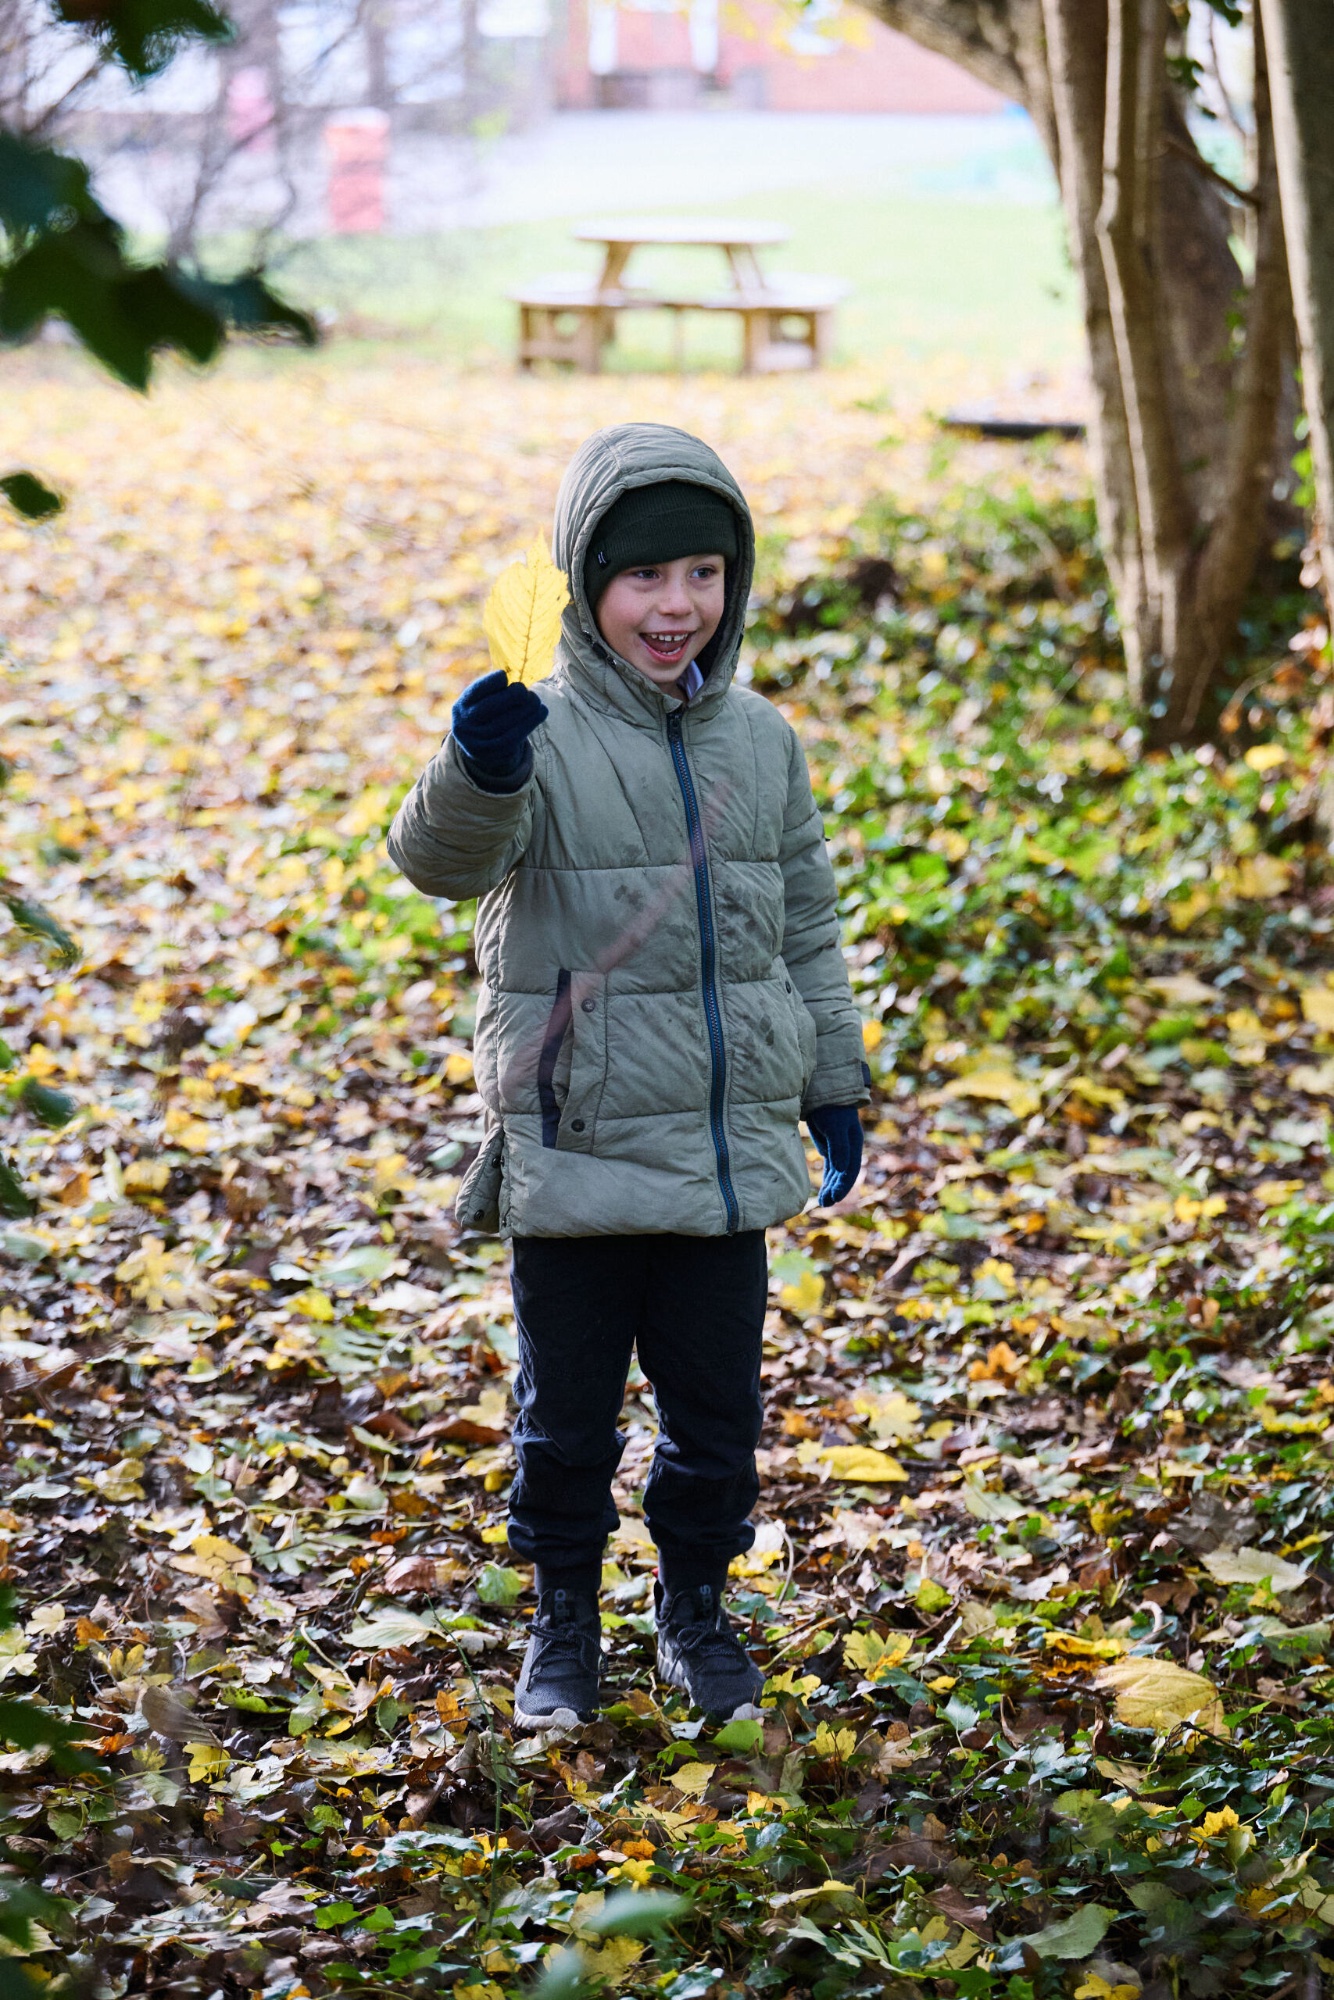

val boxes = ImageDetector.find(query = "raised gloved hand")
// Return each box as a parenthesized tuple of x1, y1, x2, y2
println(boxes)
(451, 670, 549, 788)
(805, 1102, 864, 1207)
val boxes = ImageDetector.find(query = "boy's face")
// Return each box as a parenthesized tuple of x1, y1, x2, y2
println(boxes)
(594, 554, 726, 691)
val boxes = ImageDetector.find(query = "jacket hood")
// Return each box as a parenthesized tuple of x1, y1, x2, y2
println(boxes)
(550, 423, 755, 727)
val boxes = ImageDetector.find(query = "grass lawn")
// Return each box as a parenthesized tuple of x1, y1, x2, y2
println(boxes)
(270, 192, 1080, 379)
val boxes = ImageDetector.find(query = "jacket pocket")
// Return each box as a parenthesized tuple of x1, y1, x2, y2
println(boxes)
(560, 970, 607, 1152)
(537, 969, 573, 1149)
(779, 959, 819, 1092)
(455, 1120, 504, 1232)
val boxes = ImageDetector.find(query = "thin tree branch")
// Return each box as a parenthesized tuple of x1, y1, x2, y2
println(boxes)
(1205, 9, 1250, 153)
(1162, 129, 1259, 209)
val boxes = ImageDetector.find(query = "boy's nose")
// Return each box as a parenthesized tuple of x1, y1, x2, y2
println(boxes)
(654, 581, 693, 617)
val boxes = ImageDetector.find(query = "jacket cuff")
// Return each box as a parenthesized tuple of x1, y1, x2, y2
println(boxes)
(457, 741, 534, 795)
(802, 1055, 871, 1115)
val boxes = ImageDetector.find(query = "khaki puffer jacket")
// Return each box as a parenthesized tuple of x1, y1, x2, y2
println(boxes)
(388, 422, 866, 1238)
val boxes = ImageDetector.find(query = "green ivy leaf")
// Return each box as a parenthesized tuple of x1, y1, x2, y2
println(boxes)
(0, 1156, 36, 1221)
(475, 1563, 526, 1606)
(584, 1889, 691, 1937)
(2, 893, 79, 968)
(20, 1078, 77, 1129)
(0, 473, 63, 521)
(1019, 1902, 1114, 1960)
(0, 1694, 106, 1777)
(712, 1717, 765, 1754)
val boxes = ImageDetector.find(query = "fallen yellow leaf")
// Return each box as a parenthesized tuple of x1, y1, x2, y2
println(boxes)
(1094, 1657, 1225, 1735)
(292, 1289, 336, 1321)
(843, 1629, 913, 1679)
(937, 1065, 1041, 1120)
(1253, 1180, 1304, 1207)
(779, 1266, 825, 1316)
(1232, 854, 1292, 900)
(169, 1533, 255, 1596)
(1301, 985, 1334, 1031)
(669, 1761, 715, 1798)
(581, 1937, 645, 1980)
(853, 1389, 921, 1440)
(186, 1742, 231, 1783)
(1194, 1805, 1241, 1841)
(816, 1445, 908, 1483)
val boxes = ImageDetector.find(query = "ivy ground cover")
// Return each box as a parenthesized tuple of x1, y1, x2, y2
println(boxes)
(0, 350, 1332, 2000)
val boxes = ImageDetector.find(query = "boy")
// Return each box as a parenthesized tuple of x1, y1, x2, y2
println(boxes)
(389, 423, 867, 1727)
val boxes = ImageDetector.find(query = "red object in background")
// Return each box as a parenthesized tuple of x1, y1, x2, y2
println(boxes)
(226, 66, 275, 152)
(325, 111, 390, 234)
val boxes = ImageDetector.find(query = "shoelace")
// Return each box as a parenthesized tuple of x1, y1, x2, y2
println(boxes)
(672, 1613, 748, 1667)
(529, 1619, 597, 1672)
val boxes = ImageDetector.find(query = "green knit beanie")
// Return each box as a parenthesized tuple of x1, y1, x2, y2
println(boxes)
(584, 480, 739, 609)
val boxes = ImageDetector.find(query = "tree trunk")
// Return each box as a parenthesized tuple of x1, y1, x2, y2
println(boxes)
(1040, 0, 1147, 696)
(864, 0, 1294, 742)
(1259, 0, 1334, 625)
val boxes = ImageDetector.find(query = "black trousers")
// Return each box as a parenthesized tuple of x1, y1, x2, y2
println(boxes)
(506, 1231, 768, 1575)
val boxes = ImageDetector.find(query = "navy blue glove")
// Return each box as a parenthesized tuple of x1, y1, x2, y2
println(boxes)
(451, 670, 548, 791)
(805, 1102, 864, 1206)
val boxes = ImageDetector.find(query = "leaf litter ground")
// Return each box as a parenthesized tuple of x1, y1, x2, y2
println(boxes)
(1, 351, 1333, 2000)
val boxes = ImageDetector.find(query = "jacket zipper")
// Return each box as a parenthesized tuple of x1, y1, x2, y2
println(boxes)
(666, 709, 739, 1233)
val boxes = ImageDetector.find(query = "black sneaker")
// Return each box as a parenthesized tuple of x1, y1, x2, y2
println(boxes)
(655, 1582, 765, 1718)
(514, 1589, 602, 1730)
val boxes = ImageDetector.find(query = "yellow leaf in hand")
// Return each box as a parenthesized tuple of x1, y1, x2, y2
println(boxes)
(482, 533, 569, 687)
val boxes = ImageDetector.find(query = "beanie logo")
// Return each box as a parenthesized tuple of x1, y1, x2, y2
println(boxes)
(595, 549, 607, 566)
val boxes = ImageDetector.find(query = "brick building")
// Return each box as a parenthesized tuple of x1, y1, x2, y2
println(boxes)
(553, 0, 1009, 112)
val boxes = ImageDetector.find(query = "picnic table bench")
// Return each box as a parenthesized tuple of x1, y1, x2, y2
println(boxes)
(513, 218, 847, 375)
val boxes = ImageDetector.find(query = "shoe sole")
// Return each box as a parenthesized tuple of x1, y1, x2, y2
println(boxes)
(513, 1702, 592, 1731)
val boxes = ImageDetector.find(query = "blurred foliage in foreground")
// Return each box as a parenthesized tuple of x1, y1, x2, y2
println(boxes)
(0, 364, 1332, 1999)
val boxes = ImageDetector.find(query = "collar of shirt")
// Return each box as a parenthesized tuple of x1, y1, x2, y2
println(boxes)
(679, 659, 704, 704)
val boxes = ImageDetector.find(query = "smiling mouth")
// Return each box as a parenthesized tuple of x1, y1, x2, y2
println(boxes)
(639, 631, 694, 663)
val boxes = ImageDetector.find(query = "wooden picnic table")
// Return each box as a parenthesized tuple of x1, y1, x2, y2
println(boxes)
(513, 216, 846, 376)
(573, 217, 791, 296)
